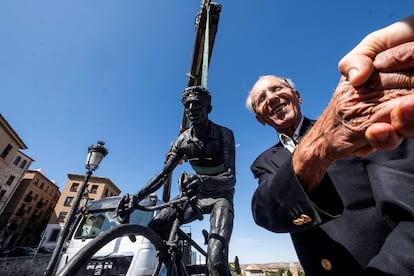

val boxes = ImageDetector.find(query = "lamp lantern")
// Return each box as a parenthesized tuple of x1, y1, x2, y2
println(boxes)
(86, 141, 108, 171)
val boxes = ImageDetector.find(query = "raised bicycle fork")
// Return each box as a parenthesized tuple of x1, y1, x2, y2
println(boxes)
(161, 193, 207, 276)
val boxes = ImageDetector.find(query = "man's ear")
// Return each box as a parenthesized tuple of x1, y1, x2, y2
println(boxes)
(208, 104, 212, 113)
(255, 113, 266, 125)
(294, 90, 302, 104)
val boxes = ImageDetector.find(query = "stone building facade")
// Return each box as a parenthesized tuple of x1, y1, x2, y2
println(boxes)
(0, 169, 60, 249)
(0, 114, 38, 249)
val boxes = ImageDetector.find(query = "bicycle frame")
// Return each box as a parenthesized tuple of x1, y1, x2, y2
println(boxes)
(136, 194, 208, 276)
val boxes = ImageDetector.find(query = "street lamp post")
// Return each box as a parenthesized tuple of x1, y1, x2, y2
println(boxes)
(45, 141, 108, 276)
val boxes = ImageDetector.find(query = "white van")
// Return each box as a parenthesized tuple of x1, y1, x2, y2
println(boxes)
(56, 195, 161, 276)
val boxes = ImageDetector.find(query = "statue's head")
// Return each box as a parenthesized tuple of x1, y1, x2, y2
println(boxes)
(181, 86, 212, 113)
(181, 86, 212, 125)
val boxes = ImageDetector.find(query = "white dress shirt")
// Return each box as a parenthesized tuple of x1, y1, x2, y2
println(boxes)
(278, 116, 304, 153)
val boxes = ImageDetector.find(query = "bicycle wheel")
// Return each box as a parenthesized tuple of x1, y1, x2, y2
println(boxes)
(56, 224, 170, 276)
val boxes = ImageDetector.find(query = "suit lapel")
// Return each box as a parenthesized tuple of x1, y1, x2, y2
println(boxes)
(270, 117, 315, 167)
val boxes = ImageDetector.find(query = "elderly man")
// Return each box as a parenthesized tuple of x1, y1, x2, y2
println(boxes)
(120, 85, 236, 276)
(246, 73, 414, 275)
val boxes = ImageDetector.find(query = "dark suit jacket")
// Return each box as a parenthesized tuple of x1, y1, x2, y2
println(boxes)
(251, 117, 414, 276)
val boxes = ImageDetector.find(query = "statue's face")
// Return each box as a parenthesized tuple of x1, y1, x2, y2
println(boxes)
(183, 95, 210, 124)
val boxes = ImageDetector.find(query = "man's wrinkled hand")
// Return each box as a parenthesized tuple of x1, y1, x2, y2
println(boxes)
(314, 70, 414, 159)
(337, 42, 414, 153)
(293, 71, 414, 191)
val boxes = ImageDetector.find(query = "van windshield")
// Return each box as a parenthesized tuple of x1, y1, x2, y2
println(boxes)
(74, 209, 154, 240)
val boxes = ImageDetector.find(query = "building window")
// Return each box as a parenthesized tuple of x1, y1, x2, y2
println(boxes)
(86, 198, 94, 206)
(49, 229, 60, 242)
(90, 185, 98, 194)
(70, 183, 79, 192)
(17, 204, 26, 216)
(58, 212, 68, 222)
(37, 197, 45, 208)
(0, 144, 12, 159)
(5, 175, 15, 186)
(19, 160, 27, 169)
(34, 179, 39, 185)
(0, 190, 6, 200)
(40, 182, 44, 189)
(24, 191, 33, 202)
(64, 196, 74, 206)
(13, 156, 21, 165)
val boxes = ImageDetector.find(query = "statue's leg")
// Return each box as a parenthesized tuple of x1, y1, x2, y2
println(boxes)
(206, 198, 234, 276)
(148, 206, 177, 240)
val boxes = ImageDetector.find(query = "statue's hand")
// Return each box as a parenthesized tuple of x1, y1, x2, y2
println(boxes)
(180, 172, 202, 196)
(116, 193, 138, 224)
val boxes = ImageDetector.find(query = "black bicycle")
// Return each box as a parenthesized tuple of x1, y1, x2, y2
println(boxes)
(56, 173, 237, 276)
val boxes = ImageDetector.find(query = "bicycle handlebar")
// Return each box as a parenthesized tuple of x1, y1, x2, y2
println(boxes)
(135, 195, 190, 211)
(133, 192, 204, 222)
(117, 171, 204, 223)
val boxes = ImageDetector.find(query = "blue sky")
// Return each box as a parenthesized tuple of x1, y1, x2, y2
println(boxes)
(1, 0, 412, 264)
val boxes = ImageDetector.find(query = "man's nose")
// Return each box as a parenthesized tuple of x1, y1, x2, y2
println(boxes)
(265, 92, 279, 105)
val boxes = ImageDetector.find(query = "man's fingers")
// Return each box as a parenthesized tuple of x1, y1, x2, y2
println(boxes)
(338, 14, 414, 86)
(361, 70, 414, 91)
(365, 123, 403, 150)
(338, 28, 391, 86)
(353, 144, 376, 157)
(338, 54, 374, 86)
(374, 42, 414, 72)
(364, 96, 414, 151)
(390, 97, 414, 138)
